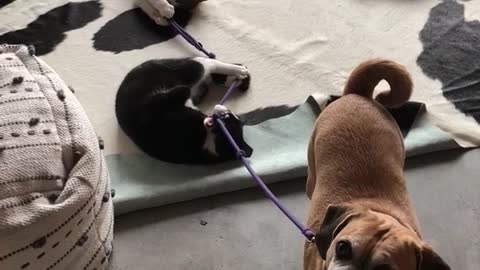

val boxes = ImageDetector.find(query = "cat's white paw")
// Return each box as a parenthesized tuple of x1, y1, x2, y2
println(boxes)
(159, 2, 175, 19)
(213, 105, 228, 115)
(234, 65, 249, 80)
(154, 16, 169, 25)
(146, 0, 174, 25)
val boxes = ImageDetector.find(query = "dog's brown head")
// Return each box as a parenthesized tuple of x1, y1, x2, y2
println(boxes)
(314, 204, 450, 270)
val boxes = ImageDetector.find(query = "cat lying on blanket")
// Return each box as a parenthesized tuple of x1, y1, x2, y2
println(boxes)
(115, 57, 253, 164)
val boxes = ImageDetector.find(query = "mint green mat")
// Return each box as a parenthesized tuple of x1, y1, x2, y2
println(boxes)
(107, 96, 460, 216)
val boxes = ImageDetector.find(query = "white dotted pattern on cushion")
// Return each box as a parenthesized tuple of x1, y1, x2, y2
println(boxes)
(0, 44, 113, 270)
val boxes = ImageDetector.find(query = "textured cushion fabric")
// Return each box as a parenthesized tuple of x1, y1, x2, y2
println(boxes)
(0, 44, 113, 270)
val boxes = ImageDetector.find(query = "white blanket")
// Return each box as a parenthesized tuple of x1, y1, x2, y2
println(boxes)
(1, 0, 479, 155)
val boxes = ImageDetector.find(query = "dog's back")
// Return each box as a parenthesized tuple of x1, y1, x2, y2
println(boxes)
(305, 61, 452, 270)
(306, 59, 416, 228)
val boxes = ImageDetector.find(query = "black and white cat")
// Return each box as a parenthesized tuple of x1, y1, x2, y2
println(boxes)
(115, 57, 253, 164)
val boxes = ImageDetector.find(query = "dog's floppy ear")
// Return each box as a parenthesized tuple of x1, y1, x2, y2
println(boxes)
(418, 245, 450, 270)
(315, 204, 357, 260)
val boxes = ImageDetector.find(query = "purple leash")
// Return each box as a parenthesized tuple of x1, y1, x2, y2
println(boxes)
(169, 19, 316, 242)
(213, 116, 315, 242)
(215, 82, 315, 242)
(219, 79, 240, 105)
(168, 18, 216, 59)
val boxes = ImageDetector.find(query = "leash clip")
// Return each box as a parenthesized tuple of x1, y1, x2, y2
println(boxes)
(236, 150, 246, 159)
(303, 229, 316, 243)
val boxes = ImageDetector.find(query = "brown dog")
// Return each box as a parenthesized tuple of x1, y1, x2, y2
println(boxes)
(304, 59, 450, 270)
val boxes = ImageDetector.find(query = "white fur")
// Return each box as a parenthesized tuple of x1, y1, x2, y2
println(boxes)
(193, 57, 249, 79)
(213, 104, 228, 115)
(311, 92, 331, 111)
(327, 260, 357, 270)
(203, 129, 217, 154)
(190, 57, 249, 102)
(184, 98, 196, 109)
(136, 0, 174, 25)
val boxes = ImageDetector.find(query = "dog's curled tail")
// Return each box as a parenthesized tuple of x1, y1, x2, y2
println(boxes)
(343, 59, 413, 108)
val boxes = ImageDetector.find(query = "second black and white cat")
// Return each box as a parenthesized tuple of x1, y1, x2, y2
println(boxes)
(115, 57, 254, 164)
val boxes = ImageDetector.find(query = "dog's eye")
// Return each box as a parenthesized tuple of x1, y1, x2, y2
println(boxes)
(373, 264, 391, 270)
(335, 240, 353, 260)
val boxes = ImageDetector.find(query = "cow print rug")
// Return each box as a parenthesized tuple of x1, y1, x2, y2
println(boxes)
(1, 0, 479, 213)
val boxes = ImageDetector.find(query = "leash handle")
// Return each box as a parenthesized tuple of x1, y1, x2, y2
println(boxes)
(168, 18, 216, 59)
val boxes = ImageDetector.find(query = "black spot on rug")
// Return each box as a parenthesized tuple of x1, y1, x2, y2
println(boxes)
(0, 1, 102, 56)
(239, 105, 299, 126)
(0, 0, 15, 9)
(238, 96, 422, 136)
(93, 8, 193, 54)
(417, 0, 480, 124)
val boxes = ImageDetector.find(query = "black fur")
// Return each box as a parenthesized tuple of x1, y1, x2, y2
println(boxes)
(115, 58, 252, 164)
(0, 0, 15, 9)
